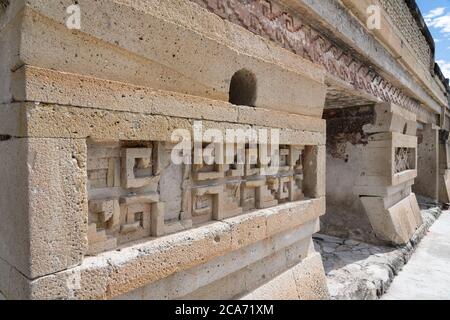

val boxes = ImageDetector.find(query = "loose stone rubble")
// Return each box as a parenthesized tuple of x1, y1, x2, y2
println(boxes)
(315, 206, 442, 300)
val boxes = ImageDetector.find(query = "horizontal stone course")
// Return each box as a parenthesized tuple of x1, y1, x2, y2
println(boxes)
(14, 1, 326, 116)
(10, 64, 326, 132)
(119, 224, 318, 300)
(0, 197, 324, 299)
(241, 252, 329, 300)
(0, 102, 326, 145)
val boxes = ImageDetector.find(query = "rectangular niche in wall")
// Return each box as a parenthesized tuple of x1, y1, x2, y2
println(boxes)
(394, 147, 416, 173)
(86, 140, 320, 255)
(87, 140, 164, 255)
(190, 143, 309, 225)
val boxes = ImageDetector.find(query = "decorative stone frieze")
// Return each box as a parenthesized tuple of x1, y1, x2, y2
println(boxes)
(86, 140, 315, 255)
(191, 0, 424, 116)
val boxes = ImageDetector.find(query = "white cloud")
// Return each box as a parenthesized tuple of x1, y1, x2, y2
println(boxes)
(425, 7, 446, 19)
(428, 14, 450, 33)
(437, 60, 450, 79)
(425, 7, 450, 34)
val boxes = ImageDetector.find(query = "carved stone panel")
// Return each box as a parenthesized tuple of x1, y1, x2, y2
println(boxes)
(87, 141, 164, 255)
(395, 147, 416, 173)
(87, 140, 313, 255)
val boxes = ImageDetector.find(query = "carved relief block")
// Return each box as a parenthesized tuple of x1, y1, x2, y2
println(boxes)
(278, 147, 291, 172)
(192, 185, 223, 224)
(241, 184, 257, 212)
(193, 143, 225, 180)
(226, 147, 244, 177)
(193, 163, 224, 180)
(87, 141, 165, 255)
(243, 179, 278, 210)
(222, 183, 243, 218)
(88, 199, 119, 255)
(245, 146, 260, 176)
(86, 139, 314, 253)
(121, 148, 156, 188)
(89, 199, 121, 230)
(118, 202, 152, 244)
(394, 148, 415, 173)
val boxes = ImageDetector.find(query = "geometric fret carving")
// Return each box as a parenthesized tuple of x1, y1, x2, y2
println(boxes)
(87, 141, 310, 255)
(191, 0, 428, 119)
(87, 141, 164, 255)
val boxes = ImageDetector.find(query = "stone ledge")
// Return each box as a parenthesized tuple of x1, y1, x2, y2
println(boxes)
(11, 65, 326, 132)
(315, 206, 442, 300)
(240, 252, 329, 300)
(118, 222, 319, 300)
(10, 198, 324, 300)
(281, 0, 445, 112)
(0, 103, 326, 146)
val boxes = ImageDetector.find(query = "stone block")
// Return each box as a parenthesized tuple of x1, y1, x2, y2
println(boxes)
(0, 11, 22, 105)
(360, 193, 423, 245)
(266, 198, 325, 237)
(303, 145, 326, 198)
(414, 124, 439, 201)
(151, 202, 165, 237)
(0, 256, 31, 300)
(17, 0, 327, 117)
(227, 211, 267, 250)
(0, 138, 87, 279)
(241, 252, 329, 300)
(21, 199, 325, 299)
(121, 148, 155, 189)
(0, 103, 326, 147)
(363, 102, 417, 136)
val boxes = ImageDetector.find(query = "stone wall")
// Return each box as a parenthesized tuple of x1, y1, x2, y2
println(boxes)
(414, 124, 439, 201)
(324, 103, 423, 245)
(322, 106, 378, 242)
(0, 0, 329, 300)
(379, 0, 433, 69)
(0, 0, 448, 300)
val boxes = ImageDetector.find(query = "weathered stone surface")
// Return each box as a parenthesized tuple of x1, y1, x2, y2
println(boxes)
(0, 256, 31, 300)
(0, 102, 326, 146)
(0, 138, 87, 279)
(122, 230, 314, 300)
(363, 103, 417, 136)
(324, 103, 421, 245)
(241, 252, 329, 300)
(15, 0, 327, 116)
(1, 0, 448, 301)
(360, 193, 423, 245)
(13, 199, 325, 300)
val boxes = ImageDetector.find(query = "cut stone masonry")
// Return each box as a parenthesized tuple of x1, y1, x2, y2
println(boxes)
(0, 0, 449, 300)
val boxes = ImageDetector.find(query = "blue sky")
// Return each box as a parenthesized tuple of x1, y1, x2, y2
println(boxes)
(417, 0, 450, 78)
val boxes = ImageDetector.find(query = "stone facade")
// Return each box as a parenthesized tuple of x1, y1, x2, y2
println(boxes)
(323, 103, 423, 245)
(0, 0, 449, 300)
(379, 0, 433, 69)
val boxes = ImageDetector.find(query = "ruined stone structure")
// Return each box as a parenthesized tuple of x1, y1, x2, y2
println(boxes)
(0, 0, 448, 300)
